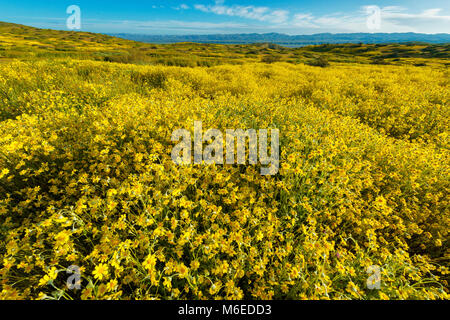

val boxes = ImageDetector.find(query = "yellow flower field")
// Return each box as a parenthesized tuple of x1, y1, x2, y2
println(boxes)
(0, 49, 449, 299)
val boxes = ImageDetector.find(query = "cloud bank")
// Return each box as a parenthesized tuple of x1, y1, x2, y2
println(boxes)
(194, 1, 289, 24)
(191, 1, 450, 34)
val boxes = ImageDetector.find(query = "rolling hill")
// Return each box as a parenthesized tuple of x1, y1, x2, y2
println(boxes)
(0, 21, 449, 67)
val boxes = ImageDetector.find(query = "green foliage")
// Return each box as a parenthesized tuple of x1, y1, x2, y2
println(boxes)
(307, 56, 330, 67)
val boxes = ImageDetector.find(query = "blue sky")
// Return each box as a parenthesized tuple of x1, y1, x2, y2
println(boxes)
(0, 1, 449, 34)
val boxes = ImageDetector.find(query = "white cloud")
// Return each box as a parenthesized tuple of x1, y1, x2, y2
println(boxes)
(290, 6, 450, 34)
(292, 13, 317, 28)
(174, 4, 190, 11)
(194, 1, 289, 24)
(381, 7, 450, 22)
(292, 12, 366, 32)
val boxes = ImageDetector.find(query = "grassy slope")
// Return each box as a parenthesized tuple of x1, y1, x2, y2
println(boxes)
(1, 21, 449, 67)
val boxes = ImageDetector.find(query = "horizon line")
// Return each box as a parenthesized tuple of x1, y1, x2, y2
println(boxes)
(2, 21, 450, 37)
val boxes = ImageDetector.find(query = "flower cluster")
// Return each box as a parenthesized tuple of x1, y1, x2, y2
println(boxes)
(0, 59, 448, 300)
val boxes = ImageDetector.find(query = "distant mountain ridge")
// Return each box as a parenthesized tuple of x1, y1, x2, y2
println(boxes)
(111, 32, 450, 47)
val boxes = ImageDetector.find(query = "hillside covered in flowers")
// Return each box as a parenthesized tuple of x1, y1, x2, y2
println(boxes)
(0, 23, 449, 300)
